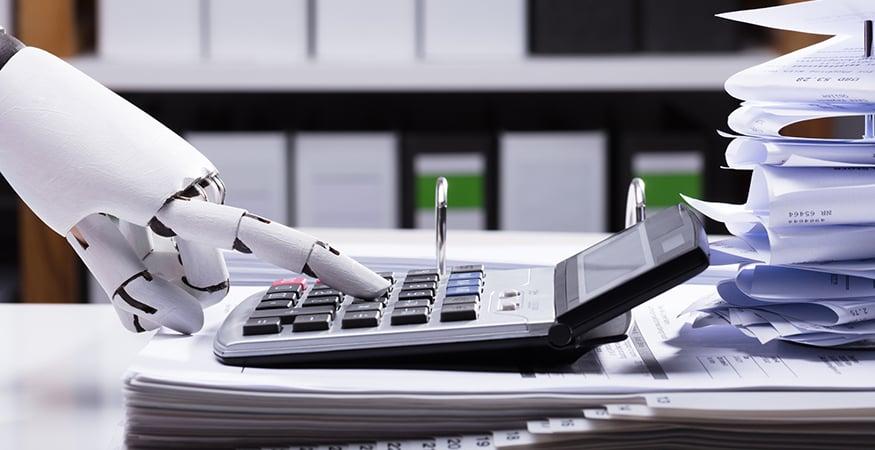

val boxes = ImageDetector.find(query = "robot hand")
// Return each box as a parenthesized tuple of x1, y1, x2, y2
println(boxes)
(0, 30, 389, 334)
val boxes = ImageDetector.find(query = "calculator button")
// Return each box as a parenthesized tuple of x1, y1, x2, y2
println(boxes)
(308, 289, 342, 298)
(446, 286, 482, 297)
(404, 274, 439, 284)
(342, 310, 382, 329)
(446, 278, 483, 288)
(292, 314, 332, 332)
(243, 317, 282, 335)
(310, 282, 331, 290)
(272, 277, 307, 287)
(250, 307, 298, 324)
(398, 290, 434, 301)
(452, 264, 485, 274)
(261, 291, 298, 302)
(266, 284, 303, 297)
(440, 303, 479, 322)
(391, 307, 430, 325)
(407, 269, 440, 278)
(449, 272, 483, 281)
(300, 295, 341, 308)
(395, 299, 431, 309)
(351, 297, 388, 306)
(346, 303, 383, 312)
(256, 299, 295, 310)
(442, 295, 480, 306)
(402, 281, 437, 291)
(292, 305, 336, 319)
(377, 272, 396, 284)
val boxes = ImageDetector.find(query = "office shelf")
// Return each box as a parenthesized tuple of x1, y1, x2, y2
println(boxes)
(68, 53, 773, 93)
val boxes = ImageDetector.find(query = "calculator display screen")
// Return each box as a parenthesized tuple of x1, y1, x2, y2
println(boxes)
(579, 228, 647, 294)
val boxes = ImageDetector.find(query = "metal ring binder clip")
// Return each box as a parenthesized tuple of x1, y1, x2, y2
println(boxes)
(435, 177, 448, 277)
(865, 20, 874, 140)
(626, 177, 646, 228)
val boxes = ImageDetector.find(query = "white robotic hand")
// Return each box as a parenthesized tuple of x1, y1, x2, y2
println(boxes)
(0, 30, 389, 334)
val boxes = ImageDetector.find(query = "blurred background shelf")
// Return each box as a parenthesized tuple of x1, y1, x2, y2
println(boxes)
(68, 53, 774, 92)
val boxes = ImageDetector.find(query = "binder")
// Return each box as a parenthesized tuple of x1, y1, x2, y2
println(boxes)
(314, 0, 416, 61)
(207, 0, 308, 63)
(99, 0, 202, 61)
(186, 132, 289, 223)
(499, 132, 607, 232)
(640, 0, 740, 52)
(422, 0, 525, 60)
(294, 133, 399, 228)
(402, 134, 495, 231)
(529, 0, 637, 54)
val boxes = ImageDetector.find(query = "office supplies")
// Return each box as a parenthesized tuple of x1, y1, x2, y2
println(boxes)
(528, 0, 637, 54)
(98, 0, 202, 61)
(314, 0, 416, 61)
(186, 132, 289, 223)
(421, 0, 525, 60)
(499, 132, 607, 232)
(207, 0, 308, 63)
(293, 132, 399, 228)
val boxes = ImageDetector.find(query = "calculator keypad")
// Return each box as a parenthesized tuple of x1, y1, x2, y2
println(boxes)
(242, 265, 487, 335)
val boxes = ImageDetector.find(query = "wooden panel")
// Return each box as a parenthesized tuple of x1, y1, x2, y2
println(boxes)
(16, 0, 79, 56)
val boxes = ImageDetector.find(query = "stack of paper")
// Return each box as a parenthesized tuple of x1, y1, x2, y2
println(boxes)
(682, 0, 875, 347)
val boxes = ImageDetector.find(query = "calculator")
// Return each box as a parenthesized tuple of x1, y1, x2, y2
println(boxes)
(214, 204, 709, 367)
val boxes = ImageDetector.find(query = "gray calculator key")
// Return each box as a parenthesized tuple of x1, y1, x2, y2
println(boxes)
(446, 278, 483, 288)
(300, 295, 341, 308)
(307, 289, 342, 298)
(407, 269, 440, 278)
(262, 291, 298, 301)
(292, 305, 336, 319)
(342, 310, 382, 329)
(351, 297, 388, 306)
(452, 264, 484, 274)
(395, 299, 431, 309)
(243, 317, 282, 335)
(391, 307, 430, 325)
(292, 313, 332, 332)
(448, 272, 483, 281)
(440, 303, 479, 322)
(310, 283, 332, 291)
(377, 272, 396, 284)
(446, 285, 482, 297)
(346, 303, 383, 312)
(404, 275, 439, 284)
(256, 299, 295, 310)
(442, 295, 480, 306)
(266, 284, 302, 297)
(250, 307, 298, 324)
(402, 281, 437, 291)
(398, 290, 434, 300)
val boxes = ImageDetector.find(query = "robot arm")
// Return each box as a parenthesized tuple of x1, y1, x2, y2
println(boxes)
(0, 30, 389, 334)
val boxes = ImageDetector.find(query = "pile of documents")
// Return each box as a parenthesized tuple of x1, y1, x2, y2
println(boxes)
(683, 0, 875, 347)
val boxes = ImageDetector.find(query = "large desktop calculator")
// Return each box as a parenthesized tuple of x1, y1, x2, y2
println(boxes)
(214, 204, 709, 367)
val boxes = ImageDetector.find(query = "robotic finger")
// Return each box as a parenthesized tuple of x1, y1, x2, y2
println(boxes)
(153, 198, 390, 299)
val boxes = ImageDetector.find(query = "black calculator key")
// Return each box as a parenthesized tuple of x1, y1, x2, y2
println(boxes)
(256, 299, 295, 310)
(292, 305, 336, 319)
(308, 289, 342, 298)
(377, 272, 396, 284)
(407, 269, 440, 278)
(311, 283, 332, 290)
(346, 303, 383, 312)
(243, 317, 282, 335)
(402, 281, 437, 291)
(292, 313, 332, 332)
(262, 291, 298, 302)
(351, 297, 388, 305)
(398, 290, 434, 301)
(446, 278, 483, 288)
(449, 271, 483, 281)
(404, 274, 439, 284)
(395, 299, 431, 309)
(446, 285, 482, 297)
(440, 303, 479, 322)
(342, 310, 382, 329)
(391, 307, 430, 325)
(452, 264, 485, 274)
(300, 295, 341, 308)
(250, 307, 298, 324)
(266, 284, 303, 296)
(442, 295, 480, 306)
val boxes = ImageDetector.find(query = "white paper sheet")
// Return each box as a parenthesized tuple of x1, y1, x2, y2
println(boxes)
(718, 0, 875, 37)
(725, 136, 875, 169)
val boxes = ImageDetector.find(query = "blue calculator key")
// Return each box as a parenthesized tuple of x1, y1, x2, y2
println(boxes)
(446, 285, 482, 297)
(447, 278, 483, 288)
(449, 272, 483, 281)
(452, 264, 484, 274)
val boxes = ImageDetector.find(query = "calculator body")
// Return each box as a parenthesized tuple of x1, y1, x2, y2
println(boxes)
(214, 205, 709, 367)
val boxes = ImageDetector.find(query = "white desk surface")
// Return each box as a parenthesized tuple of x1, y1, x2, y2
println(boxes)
(0, 228, 605, 449)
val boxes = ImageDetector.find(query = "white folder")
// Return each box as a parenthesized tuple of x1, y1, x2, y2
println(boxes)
(99, 0, 202, 61)
(314, 0, 416, 61)
(422, 0, 526, 60)
(207, 0, 308, 63)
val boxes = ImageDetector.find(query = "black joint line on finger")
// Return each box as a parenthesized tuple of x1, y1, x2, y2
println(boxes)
(115, 271, 158, 315)
(148, 217, 176, 238)
(133, 315, 146, 333)
(182, 277, 230, 294)
(70, 227, 89, 250)
(316, 240, 341, 256)
(233, 238, 253, 254)
(243, 212, 271, 224)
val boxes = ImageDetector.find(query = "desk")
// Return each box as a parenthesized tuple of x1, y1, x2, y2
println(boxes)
(0, 229, 604, 449)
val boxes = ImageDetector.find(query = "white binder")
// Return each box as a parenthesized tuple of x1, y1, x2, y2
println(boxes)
(314, 0, 416, 61)
(207, 0, 308, 63)
(99, 0, 202, 61)
(422, 0, 526, 60)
